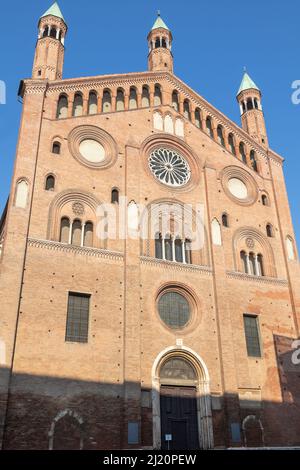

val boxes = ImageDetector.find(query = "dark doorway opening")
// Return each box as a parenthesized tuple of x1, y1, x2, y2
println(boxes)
(160, 385, 199, 450)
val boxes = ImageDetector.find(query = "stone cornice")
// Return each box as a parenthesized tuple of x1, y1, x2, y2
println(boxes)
(226, 270, 288, 286)
(27, 238, 124, 262)
(141, 256, 213, 275)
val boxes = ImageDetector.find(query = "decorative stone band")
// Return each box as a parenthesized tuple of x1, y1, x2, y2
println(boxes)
(226, 270, 288, 286)
(27, 238, 124, 262)
(140, 256, 213, 275)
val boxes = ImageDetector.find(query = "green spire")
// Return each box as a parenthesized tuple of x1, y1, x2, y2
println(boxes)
(237, 71, 260, 96)
(152, 11, 170, 31)
(41, 2, 65, 22)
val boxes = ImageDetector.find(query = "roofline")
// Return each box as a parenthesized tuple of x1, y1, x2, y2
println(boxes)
(20, 71, 283, 163)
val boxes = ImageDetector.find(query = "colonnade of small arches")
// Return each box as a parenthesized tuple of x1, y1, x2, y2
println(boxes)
(56, 85, 261, 174)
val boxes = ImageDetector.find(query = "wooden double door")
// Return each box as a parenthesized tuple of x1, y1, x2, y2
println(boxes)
(160, 385, 199, 450)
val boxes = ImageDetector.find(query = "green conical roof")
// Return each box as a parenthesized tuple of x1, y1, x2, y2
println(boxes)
(237, 72, 260, 96)
(41, 2, 65, 22)
(152, 14, 169, 31)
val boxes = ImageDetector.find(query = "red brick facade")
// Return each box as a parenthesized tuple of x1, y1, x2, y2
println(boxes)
(0, 5, 300, 450)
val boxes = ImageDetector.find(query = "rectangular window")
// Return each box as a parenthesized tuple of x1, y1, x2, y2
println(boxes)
(243, 315, 261, 357)
(65, 292, 90, 343)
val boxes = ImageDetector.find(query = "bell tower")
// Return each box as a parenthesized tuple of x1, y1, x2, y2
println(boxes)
(148, 13, 173, 73)
(237, 71, 268, 147)
(32, 2, 67, 81)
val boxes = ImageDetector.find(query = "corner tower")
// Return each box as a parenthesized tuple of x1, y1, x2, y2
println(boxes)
(32, 2, 67, 80)
(237, 71, 268, 147)
(148, 13, 173, 73)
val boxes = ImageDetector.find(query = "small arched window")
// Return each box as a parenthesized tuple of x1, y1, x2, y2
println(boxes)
(88, 91, 98, 115)
(266, 224, 273, 238)
(239, 142, 247, 164)
(228, 133, 236, 155)
(164, 235, 173, 261)
(42, 26, 49, 38)
(116, 88, 125, 111)
(45, 175, 55, 191)
(286, 236, 295, 260)
(155, 233, 163, 259)
(195, 108, 202, 128)
(83, 222, 93, 247)
(162, 38, 167, 48)
(15, 180, 29, 209)
(102, 89, 112, 113)
(71, 220, 82, 246)
(141, 86, 150, 108)
(217, 125, 225, 147)
(183, 100, 191, 120)
(164, 114, 174, 134)
(242, 102, 246, 113)
(185, 239, 192, 265)
(155, 37, 160, 48)
(254, 98, 259, 109)
(57, 94, 68, 119)
(222, 213, 229, 227)
(129, 87, 138, 110)
(111, 188, 119, 204)
(206, 117, 213, 138)
(261, 194, 269, 206)
(172, 91, 179, 111)
(240, 251, 248, 274)
(60, 218, 70, 244)
(175, 237, 183, 263)
(154, 85, 162, 106)
(72, 93, 83, 117)
(250, 150, 258, 172)
(52, 141, 61, 154)
(50, 27, 57, 39)
(247, 98, 253, 111)
(257, 254, 264, 276)
(175, 118, 184, 138)
(249, 252, 256, 275)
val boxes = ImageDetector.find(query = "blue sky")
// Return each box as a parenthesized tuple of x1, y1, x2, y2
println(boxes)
(0, 0, 299, 247)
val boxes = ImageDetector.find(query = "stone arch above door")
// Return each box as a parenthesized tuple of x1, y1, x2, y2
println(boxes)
(151, 346, 214, 450)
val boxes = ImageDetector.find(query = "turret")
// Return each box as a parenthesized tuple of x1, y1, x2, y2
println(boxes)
(32, 2, 67, 80)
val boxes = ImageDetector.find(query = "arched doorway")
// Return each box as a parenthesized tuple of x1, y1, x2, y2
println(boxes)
(152, 347, 213, 450)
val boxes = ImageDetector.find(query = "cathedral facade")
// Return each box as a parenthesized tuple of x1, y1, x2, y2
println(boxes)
(0, 3, 300, 450)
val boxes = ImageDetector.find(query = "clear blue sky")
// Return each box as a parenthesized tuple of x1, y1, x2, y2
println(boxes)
(0, 0, 299, 248)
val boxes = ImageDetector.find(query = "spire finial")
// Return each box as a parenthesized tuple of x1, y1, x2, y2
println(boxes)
(157, 10, 161, 17)
(243, 66, 247, 73)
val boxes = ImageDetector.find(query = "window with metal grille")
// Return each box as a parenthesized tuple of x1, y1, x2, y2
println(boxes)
(243, 315, 261, 357)
(65, 293, 90, 343)
(158, 291, 190, 329)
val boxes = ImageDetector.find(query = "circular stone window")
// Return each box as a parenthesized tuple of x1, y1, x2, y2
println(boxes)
(221, 166, 258, 206)
(68, 125, 118, 169)
(149, 148, 191, 187)
(228, 178, 248, 199)
(79, 139, 105, 163)
(158, 291, 191, 329)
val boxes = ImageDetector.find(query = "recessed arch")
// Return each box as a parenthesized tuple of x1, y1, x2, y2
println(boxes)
(47, 189, 102, 242)
(48, 409, 84, 450)
(152, 346, 213, 450)
(233, 226, 276, 277)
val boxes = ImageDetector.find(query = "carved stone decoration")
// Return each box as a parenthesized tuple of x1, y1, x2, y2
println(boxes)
(246, 237, 255, 249)
(72, 202, 85, 216)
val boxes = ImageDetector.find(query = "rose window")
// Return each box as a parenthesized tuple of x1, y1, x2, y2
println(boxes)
(148, 148, 191, 187)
